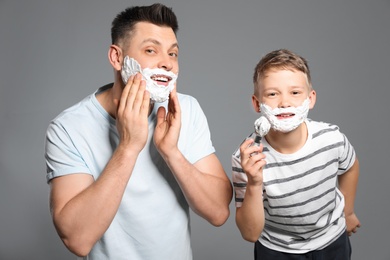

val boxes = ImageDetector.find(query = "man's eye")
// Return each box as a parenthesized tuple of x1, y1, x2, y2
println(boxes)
(146, 49, 155, 54)
(169, 52, 178, 57)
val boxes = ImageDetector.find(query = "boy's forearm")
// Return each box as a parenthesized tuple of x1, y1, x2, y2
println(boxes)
(236, 185, 265, 242)
(338, 159, 359, 215)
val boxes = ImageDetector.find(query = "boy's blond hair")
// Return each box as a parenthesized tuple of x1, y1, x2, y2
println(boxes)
(253, 49, 312, 95)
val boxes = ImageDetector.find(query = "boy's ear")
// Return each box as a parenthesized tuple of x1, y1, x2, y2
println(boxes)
(252, 95, 261, 113)
(108, 45, 123, 71)
(309, 89, 317, 109)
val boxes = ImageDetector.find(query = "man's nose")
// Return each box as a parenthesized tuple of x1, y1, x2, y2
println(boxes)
(157, 54, 173, 71)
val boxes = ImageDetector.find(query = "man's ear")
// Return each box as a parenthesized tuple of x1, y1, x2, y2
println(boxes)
(108, 45, 123, 71)
(309, 89, 317, 109)
(252, 95, 260, 113)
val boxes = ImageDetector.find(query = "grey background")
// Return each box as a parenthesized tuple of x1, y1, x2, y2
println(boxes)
(1, 0, 389, 259)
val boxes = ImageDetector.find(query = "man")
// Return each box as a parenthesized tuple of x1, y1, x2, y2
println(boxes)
(45, 4, 232, 259)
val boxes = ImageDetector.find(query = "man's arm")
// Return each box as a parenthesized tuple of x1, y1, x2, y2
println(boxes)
(338, 158, 361, 236)
(154, 89, 232, 226)
(49, 74, 150, 256)
(50, 147, 139, 256)
(165, 151, 232, 226)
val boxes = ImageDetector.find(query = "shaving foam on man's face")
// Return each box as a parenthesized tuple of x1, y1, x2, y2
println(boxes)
(254, 98, 310, 136)
(121, 56, 178, 103)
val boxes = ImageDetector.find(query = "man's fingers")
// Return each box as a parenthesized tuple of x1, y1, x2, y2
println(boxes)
(126, 74, 143, 110)
(131, 78, 147, 112)
(118, 73, 149, 115)
(139, 89, 150, 117)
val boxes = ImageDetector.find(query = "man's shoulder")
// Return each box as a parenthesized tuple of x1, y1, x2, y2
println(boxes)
(176, 92, 197, 103)
(176, 92, 202, 112)
(52, 85, 111, 125)
(52, 95, 93, 123)
(49, 89, 107, 133)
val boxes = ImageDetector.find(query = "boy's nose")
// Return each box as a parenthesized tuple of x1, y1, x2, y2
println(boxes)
(279, 97, 291, 108)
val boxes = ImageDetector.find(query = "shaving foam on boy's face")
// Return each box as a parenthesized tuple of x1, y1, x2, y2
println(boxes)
(121, 56, 178, 103)
(254, 98, 310, 136)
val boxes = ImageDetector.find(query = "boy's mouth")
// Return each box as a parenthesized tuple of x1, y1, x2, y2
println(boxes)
(276, 113, 295, 119)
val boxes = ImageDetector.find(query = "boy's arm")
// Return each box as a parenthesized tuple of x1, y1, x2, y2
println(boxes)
(338, 158, 361, 236)
(236, 185, 265, 242)
(235, 139, 266, 242)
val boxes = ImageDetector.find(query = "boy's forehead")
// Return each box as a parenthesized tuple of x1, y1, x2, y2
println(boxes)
(264, 69, 307, 81)
(259, 69, 310, 90)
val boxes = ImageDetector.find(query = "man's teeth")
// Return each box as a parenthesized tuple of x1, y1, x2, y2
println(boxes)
(155, 77, 168, 82)
(151, 76, 169, 82)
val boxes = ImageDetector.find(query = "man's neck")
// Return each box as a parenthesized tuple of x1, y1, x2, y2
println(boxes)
(96, 81, 154, 118)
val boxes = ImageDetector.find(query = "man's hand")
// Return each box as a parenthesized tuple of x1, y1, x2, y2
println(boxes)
(153, 88, 181, 158)
(115, 73, 150, 153)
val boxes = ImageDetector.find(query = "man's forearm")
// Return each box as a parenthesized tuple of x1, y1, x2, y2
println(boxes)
(163, 150, 232, 226)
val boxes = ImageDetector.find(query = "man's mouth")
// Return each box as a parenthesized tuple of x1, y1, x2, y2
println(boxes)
(151, 74, 172, 86)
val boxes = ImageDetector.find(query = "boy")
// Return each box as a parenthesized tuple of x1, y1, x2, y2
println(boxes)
(232, 49, 360, 259)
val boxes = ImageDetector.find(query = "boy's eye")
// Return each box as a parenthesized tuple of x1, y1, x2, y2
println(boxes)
(146, 49, 155, 54)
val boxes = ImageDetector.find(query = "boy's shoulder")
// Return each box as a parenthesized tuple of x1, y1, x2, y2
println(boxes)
(307, 118, 340, 131)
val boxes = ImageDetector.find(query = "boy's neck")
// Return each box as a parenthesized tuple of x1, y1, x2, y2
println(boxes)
(264, 122, 308, 154)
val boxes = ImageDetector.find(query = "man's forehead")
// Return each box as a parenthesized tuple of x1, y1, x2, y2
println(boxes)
(133, 22, 176, 37)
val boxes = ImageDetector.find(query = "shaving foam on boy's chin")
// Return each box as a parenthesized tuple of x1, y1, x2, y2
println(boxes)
(121, 56, 178, 103)
(254, 98, 310, 136)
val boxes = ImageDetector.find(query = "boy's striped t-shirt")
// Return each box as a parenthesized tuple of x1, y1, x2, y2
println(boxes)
(232, 119, 356, 253)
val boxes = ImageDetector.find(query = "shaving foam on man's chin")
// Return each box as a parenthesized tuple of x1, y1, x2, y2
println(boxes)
(121, 56, 178, 103)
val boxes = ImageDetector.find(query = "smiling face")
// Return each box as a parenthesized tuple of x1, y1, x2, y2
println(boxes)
(119, 22, 179, 102)
(252, 68, 316, 135)
(253, 68, 316, 114)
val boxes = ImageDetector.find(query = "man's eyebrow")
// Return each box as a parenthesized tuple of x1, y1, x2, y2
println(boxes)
(171, 43, 179, 50)
(141, 38, 179, 49)
(142, 38, 161, 45)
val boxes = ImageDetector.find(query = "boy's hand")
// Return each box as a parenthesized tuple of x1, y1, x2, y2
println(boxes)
(239, 139, 266, 186)
(345, 212, 361, 236)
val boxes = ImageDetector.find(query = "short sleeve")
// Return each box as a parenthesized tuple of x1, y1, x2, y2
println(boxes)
(45, 121, 91, 183)
(232, 149, 248, 208)
(181, 96, 215, 164)
(337, 133, 356, 175)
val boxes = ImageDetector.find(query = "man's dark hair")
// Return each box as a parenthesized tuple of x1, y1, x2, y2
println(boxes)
(111, 3, 178, 46)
